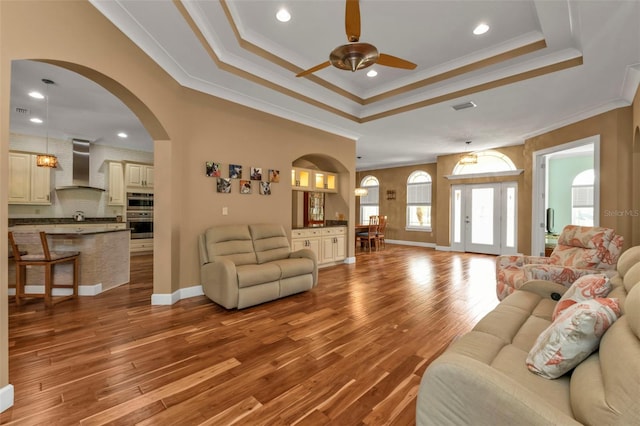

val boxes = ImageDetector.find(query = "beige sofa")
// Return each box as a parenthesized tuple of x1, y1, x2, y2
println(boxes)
(198, 224, 317, 309)
(417, 247, 640, 425)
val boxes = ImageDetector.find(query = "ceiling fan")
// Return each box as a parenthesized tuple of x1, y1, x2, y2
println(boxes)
(296, 0, 417, 77)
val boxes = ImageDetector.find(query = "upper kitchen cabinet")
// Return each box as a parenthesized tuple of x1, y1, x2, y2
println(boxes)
(8, 151, 51, 205)
(108, 161, 125, 205)
(313, 171, 337, 193)
(291, 167, 312, 190)
(292, 167, 337, 193)
(125, 162, 154, 190)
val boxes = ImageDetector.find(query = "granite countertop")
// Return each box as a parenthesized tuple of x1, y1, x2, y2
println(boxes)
(44, 228, 130, 236)
(9, 217, 121, 226)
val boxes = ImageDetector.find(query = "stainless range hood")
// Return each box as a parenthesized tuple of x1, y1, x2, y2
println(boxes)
(56, 139, 105, 191)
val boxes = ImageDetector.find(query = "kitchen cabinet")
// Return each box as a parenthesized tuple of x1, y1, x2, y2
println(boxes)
(130, 238, 153, 254)
(320, 227, 346, 263)
(291, 228, 321, 261)
(125, 163, 154, 189)
(291, 226, 346, 267)
(313, 171, 337, 193)
(108, 162, 125, 205)
(291, 167, 312, 190)
(292, 167, 338, 193)
(8, 152, 51, 205)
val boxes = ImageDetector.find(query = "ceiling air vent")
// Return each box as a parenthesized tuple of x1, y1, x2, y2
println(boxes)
(451, 101, 477, 111)
(15, 107, 30, 115)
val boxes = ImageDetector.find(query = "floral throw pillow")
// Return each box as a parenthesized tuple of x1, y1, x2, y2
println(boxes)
(526, 298, 621, 379)
(552, 274, 611, 321)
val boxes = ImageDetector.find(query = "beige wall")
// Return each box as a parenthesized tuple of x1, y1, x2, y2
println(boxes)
(1, 1, 355, 395)
(358, 106, 638, 255)
(357, 163, 438, 245)
(522, 107, 635, 253)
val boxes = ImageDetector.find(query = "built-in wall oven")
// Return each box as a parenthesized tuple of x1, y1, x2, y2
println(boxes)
(127, 192, 153, 239)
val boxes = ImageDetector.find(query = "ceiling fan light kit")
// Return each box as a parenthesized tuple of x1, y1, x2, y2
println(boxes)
(296, 0, 416, 77)
(330, 43, 379, 72)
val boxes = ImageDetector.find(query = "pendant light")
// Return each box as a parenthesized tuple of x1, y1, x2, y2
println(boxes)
(460, 140, 478, 165)
(36, 78, 58, 168)
(354, 187, 368, 197)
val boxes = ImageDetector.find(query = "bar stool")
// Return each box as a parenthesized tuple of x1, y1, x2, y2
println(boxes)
(8, 231, 80, 307)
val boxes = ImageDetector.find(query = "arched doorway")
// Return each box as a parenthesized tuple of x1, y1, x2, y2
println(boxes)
(7, 59, 170, 299)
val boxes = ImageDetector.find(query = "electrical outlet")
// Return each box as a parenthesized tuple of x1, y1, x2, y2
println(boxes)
(222, 207, 228, 216)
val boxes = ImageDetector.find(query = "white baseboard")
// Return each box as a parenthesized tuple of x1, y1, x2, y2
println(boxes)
(7, 284, 102, 296)
(151, 285, 204, 305)
(386, 239, 436, 248)
(0, 384, 14, 413)
(436, 245, 452, 251)
(344, 256, 356, 264)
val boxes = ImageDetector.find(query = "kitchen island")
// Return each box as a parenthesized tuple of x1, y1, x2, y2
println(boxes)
(8, 227, 131, 295)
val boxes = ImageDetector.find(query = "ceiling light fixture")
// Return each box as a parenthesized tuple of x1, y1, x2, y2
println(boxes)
(118, 132, 128, 138)
(473, 23, 490, 35)
(30, 117, 43, 124)
(36, 78, 58, 168)
(276, 8, 291, 22)
(460, 141, 478, 165)
(354, 187, 369, 197)
(366, 69, 377, 77)
(29, 91, 44, 99)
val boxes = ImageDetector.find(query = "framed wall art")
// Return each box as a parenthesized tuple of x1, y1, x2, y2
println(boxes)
(205, 161, 221, 177)
(240, 180, 252, 194)
(268, 169, 280, 183)
(259, 181, 271, 195)
(229, 164, 242, 179)
(216, 177, 231, 193)
(250, 167, 262, 181)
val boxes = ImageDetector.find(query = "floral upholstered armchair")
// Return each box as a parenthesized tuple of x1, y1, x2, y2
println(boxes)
(496, 225, 623, 300)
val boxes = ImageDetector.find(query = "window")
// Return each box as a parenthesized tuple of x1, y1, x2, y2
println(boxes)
(406, 170, 432, 230)
(359, 175, 379, 224)
(452, 150, 516, 175)
(572, 169, 594, 226)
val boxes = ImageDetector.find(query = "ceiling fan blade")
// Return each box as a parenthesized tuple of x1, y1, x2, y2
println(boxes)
(377, 53, 417, 70)
(296, 61, 331, 77)
(345, 0, 361, 42)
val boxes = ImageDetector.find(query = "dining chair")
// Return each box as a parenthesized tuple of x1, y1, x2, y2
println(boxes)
(8, 231, 80, 307)
(376, 215, 388, 249)
(356, 222, 378, 252)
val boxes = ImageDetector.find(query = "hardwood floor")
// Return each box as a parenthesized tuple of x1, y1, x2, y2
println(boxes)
(2, 246, 499, 425)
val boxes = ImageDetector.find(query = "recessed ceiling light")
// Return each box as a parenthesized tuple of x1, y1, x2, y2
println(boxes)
(117, 132, 128, 138)
(473, 23, 490, 35)
(276, 8, 291, 22)
(30, 118, 43, 124)
(366, 69, 378, 77)
(29, 91, 44, 99)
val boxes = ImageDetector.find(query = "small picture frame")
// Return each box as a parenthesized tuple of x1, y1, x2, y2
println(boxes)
(250, 167, 263, 181)
(216, 177, 231, 193)
(205, 161, 221, 177)
(268, 169, 280, 183)
(240, 180, 252, 194)
(259, 181, 271, 195)
(229, 164, 242, 179)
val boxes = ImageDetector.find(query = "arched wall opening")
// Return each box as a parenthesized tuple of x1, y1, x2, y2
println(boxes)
(292, 154, 351, 229)
(8, 59, 171, 299)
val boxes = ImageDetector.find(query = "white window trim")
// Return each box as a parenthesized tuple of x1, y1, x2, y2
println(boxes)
(444, 169, 524, 180)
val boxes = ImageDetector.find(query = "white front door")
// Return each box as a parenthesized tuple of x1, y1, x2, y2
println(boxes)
(451, 182, 518, 255)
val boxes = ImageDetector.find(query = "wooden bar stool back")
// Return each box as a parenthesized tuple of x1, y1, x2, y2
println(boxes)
(8, 231, 80, 307)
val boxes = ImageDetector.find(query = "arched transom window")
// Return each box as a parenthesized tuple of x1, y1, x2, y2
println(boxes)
(453, 150, 516, 175)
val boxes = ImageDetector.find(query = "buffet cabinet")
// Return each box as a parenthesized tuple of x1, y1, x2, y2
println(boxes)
(291, 226, 346, 267)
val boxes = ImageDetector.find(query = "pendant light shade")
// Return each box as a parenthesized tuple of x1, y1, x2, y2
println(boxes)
(460, 140, 477, 165)
(354, 187, 369, 197)
(36, 154, 58, 168)
(37, 78, 58, 168)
